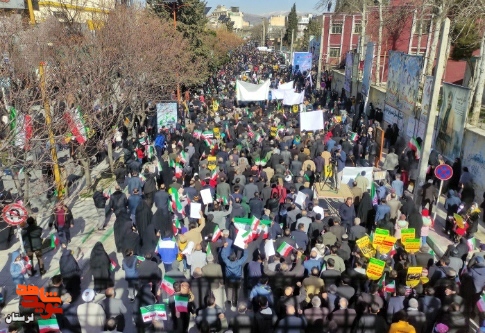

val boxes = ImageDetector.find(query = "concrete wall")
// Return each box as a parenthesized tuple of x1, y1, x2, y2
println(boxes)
(462, 125, 485, 201)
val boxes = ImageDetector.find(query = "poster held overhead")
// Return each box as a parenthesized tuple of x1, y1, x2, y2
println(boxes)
(300, 111, 324, 132)
(156, 102, 178, 130)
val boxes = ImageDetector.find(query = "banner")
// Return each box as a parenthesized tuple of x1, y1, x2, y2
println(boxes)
(283, 90, 305, 106)
(300, 111, 324, 132)
(344, 52, 353, 93)
(383, 104, 405, 129)
(361, 42, 375, 97)
(341, 167, 374, 190)
(236, 80, 271, 102)
(404, 238, 421, 253)
(400, 228, 415, 243)
(406, 267, 423, 287)
(385, 52, 424, 115)
(436, 83, 471, 160)
(406, 117, 426, 140)
(420, 76, 434, 123)
(156, 102, 178, 130)
(377, 235, 396, 254)
(270, 81, 294, 100)
(366, 258, 386, 280)
(292, 52, 312, 74)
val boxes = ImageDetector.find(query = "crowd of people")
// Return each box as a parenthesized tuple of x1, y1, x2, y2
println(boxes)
(7, 44, 485, 333)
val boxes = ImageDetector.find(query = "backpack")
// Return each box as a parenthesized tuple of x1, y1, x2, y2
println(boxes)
(124, 257, 138, 279)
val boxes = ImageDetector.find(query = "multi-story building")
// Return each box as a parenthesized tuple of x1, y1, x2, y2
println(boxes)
(319, 0, 465, 84)
(208, 5, 248, 31)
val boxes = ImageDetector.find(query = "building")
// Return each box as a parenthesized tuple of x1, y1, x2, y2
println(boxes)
(296, 14, 313, 39)
(318, 0, 466, 84)
(208, 5, 248, 31)
(269, 15, 285, 28)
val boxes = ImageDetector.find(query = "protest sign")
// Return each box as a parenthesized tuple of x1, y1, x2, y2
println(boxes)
(366, 258, 386, 280)
(356, 236, 375, 258)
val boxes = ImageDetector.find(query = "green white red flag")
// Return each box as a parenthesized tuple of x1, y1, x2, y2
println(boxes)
(408, 137, 421, 159)
(9, 107, 32, 149)
(212, 225, 222, 242)
(174, 295, 189, 312)
(64, 106, 88, 145)
(277, 241, 294, 256)
(38, 318, 60, 333)
(161, 276, 175, 295)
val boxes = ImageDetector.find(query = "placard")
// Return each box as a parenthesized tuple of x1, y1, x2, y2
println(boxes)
(377, 236, 396, 254)
(270, 127, 277, 137)
(313, 206, 324, 218)
(356, 235, 376, 258)
(264, 240, 276, 257)
(400, 228, 415, 243)
(404, 238, 421, 253)
(366, 258, 386, 280)
(454, 213, 464, 229)
(207, 156, 217, 171)
(200, 189, 213, 205)
(295, 191, 307, 207)
(406, 267, 423, 287)
(373, 228, 389, 247)
(190, 203, 202, 219)
(213, 128, 220, 138)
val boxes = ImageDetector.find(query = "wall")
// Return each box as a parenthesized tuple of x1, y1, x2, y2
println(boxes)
(462, 125, 485, 201)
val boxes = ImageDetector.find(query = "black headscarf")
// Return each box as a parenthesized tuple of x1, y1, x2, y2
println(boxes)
(407, 205, 423, 238)
(59, 249, 81, 279)
(357, 192, 374, 227)
(89, 242, 111, 281)
(114, 211, 132, 253)
(135, 200, 153, 246)
(151, 209, 173, 238)
(122, 224, 141, 255)
(139, 226, 159, 256)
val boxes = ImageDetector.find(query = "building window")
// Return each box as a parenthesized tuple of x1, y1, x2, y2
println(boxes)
(354, 23, 362, 34)
(415, 19, 431, 35)
(331, 23, 343, 34)
(329, 47, 341, 58)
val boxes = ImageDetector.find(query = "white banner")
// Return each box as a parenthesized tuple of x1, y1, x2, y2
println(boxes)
(270, 81, 295, 100)
(341, 167, 374, 190)
(236, 80, 270, 101)
(300, 111, 324, 132)
(156, 102, 178, 129)
(283, 90, 305, 105)
(279, 81, 294, 90)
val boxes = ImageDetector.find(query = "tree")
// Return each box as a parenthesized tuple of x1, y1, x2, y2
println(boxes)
(284, 3, 298, 46)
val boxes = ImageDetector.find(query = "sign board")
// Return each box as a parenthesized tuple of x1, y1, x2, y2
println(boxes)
(156, 102, 178, 130)
(2, 203, 28, 226)
(213, 128, 220, 138)
(356, 235, 376, 258)
(400, 228, 415, 243)
(366, 258, 386, 280)
(434, 164, 453, 181)
(404, 238, 421, 253)
(207, 156, 217, 171)
(406, 267, 423, 287)
(372, 228, 389, 247)
(270, 127, 277, 137)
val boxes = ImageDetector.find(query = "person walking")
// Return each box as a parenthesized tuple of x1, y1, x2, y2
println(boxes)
(10, 250, 28, 287)
(90, 242, 112, 293)
(49, 202, 74, 248)
(59, 248, 82, 301)
(77, 289, 106, 333)
(221, 240, 248, 311)
(92, 187, 109, 231)
(21, 217, 45, 275)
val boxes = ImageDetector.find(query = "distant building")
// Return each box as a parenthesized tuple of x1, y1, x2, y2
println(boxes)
(296, 14, 313, 39)
(208, 5, 248, 31)
(269, 15, 285, 28)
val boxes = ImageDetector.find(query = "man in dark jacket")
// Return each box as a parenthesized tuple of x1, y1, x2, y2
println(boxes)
(153, 184, 170, 214)
(106, 186, 128, 216)
(338, 198, 355, 231)
(92, 189, 108, 230)
(221, 240, 248, 310)
(142, 168, 157, 208)
(253, 296, 278, 333)
(353, 302, 388, 333)
(22, 217, 45, 275)
(249, 192, 264, 219)
(275, 304, 307, 333)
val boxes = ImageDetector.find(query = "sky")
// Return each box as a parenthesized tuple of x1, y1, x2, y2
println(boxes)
(205, 0, 324, 15)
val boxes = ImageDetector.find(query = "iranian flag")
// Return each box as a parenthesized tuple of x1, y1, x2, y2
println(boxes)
(193, 130, 202, 139)
(141, 305, 156, 323)
(247, 125, 254, 138)
(277, 241, 294, 256)
(174, 163, 183, 178)
(169, 188, 184, 215)
(224, 123, 232, 140)
(64, 106, 88, 145)
(9, 107, 33, 149)
(350, 132, 358, 142)
(110, 259, 117, 272)
(212, 225, 222, 242)
(371, 182, 378, 206)
(161, 276, 175, 295)
(210, 169, 218, 182)
(174, 294, 189, 312)
(173, 219, 181, 235)
(408, 137, 421, 159)
(38, 318, 60, 333)
(384, 280, 396, 293)
(50, 234, 60, 248)
(377, 273, 386, 289)
(251, 216, 260, 231)
(216, 195, 229, 205)
(179, 151, 187, 164)
(147, 146, 156, 159)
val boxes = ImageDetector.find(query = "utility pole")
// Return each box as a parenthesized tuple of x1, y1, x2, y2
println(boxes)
(280, 29, 283, 52)
(375, 0, 383, 85)
(39, 62, 64, 200)
(414, 18, 450, 204)
(316, 16, 325, 90)
(262, 19, 266, 47)
(290, 29, 295, 66)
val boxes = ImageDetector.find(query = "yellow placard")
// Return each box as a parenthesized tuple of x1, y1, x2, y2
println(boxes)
(270, 127, 277, 137)
(213, 128, 220, 138)
(377, 235, 396, 254)
(356, 235, 376, 258)
(212, 100, 219, 111)
(334, 116, 341, 123)
(400, 228, 415, 243)
(292, 105, 299, 113)
(406, 267, 423, 287)
(366, 258, 386, 280)
(404, 238, 421, 254)
(207, 156, 217, 171)
(454, 214, 464, 229)
(324, 165, 333, 178)
(373, 228, 389, 247)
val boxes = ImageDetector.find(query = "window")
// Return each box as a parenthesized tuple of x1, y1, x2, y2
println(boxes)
(331, 23, 343, 34)
(329, 47, 341, 58)
(354, 23, 362, 34)
(415, 19, 431, 35)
